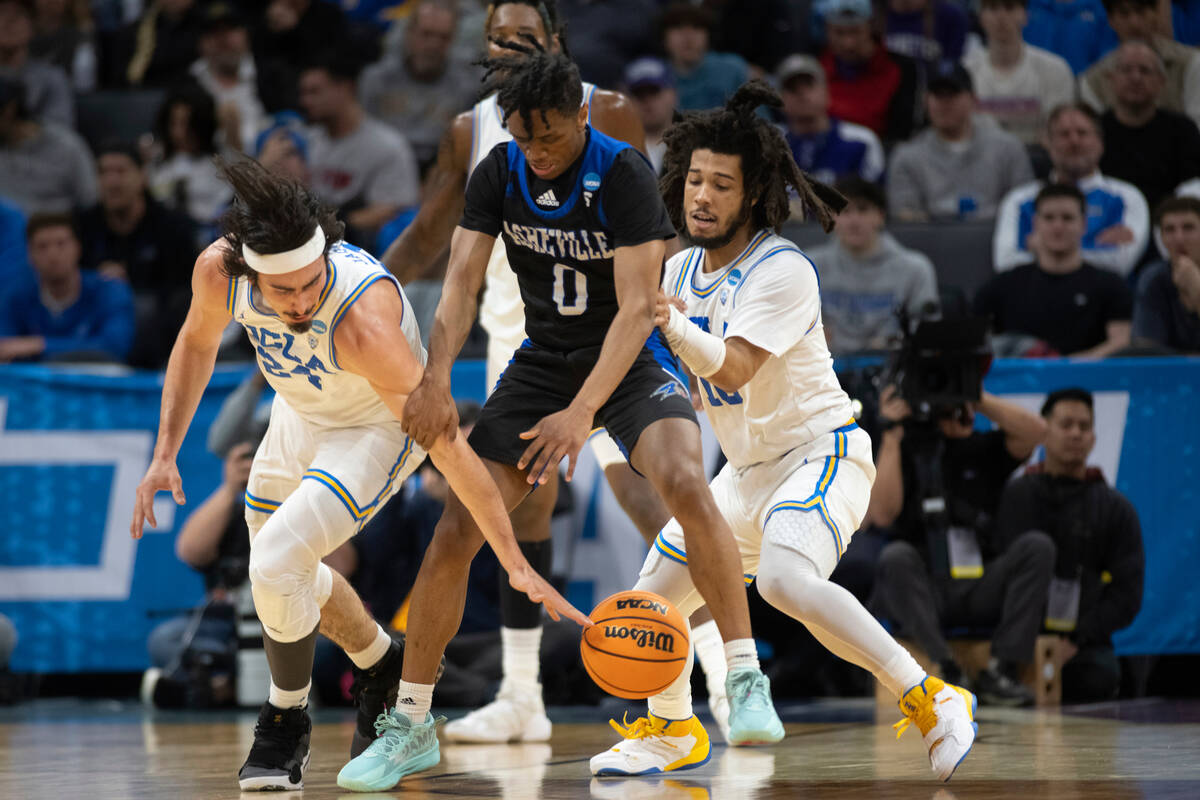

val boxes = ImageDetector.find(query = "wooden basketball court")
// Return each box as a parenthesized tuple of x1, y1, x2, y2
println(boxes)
(2, 699, 1198, 799)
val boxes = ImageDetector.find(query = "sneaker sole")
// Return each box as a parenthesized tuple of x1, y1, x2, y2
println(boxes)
(592, 744, 712, 777)
(336, 747, 441, 792)
(443, 716, 552, 744)
(238, 752, 310, 791)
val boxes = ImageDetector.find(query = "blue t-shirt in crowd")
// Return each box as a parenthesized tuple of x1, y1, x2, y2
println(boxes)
(0, 270, 136, 362)
(1023, 0, 1119, 74)
(885, 0, 969, 64)
(784, 118, 885, 186)
(0, 199, 33, 302)
(674, 52, 750, 111)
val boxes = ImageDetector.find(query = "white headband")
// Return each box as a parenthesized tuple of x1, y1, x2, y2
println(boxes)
(242, 226, 326, 275)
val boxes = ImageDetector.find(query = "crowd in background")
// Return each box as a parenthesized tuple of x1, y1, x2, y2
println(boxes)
(3, 0, 1189, 706)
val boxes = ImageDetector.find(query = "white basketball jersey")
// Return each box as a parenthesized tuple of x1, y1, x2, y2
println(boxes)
(662, 230, 856, 468)
(228, 241, 426, 428)
(469, 83, 598, 344)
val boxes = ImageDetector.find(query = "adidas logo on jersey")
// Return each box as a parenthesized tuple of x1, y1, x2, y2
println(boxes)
(535, 189, 560, 208)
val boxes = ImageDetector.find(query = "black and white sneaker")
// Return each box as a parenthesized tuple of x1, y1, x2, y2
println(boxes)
(237, 702, 312, 791)
(349, 634, 446, 758)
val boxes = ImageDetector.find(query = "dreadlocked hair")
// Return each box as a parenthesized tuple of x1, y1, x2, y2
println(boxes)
(216, 155, 344, 281)
(484, 0, 570, 57)
(660, 80, 846, 234)
(480, 40, 582, 134)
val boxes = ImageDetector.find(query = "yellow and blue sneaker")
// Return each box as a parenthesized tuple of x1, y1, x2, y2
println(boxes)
(725, 669, 784, 746)
(590, 713, 711, 776)
(336, 708, 442, 792)
(894, 676, 978, 782)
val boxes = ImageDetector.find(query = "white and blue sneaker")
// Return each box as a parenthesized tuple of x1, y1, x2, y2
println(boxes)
(725, 669, 784, 746)
(590, 713, 711, 776)
(337, 708, 442, 792)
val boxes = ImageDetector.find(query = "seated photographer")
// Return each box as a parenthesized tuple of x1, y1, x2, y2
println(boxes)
(868, 384, 1051, 706)
(975, 183, 1132, 358)
(996, 388, 1144, 704)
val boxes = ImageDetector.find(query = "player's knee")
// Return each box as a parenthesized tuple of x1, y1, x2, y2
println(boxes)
(424, 514, 482, 573)
(756, 559, 820, 620)
(248, 544, 319, 642)
(652, 462, 710, 513)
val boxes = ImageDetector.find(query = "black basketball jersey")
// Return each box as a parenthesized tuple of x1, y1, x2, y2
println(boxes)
(460, 126, 676, 351)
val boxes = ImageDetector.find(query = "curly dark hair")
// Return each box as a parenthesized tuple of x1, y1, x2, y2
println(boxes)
(660, 81, 845, 234)
(484, 0, 570, 56)
(216, 156, 343, 281)
(480, 38, 582, 134)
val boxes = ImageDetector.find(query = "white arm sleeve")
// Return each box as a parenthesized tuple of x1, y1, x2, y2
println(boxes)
(993, 188, 1027, 272)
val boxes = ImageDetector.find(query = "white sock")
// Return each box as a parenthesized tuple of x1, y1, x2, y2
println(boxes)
(396, 680, 434, 724)
(501, 626, 542, 693)
(347, 624, 393, 670)
(648, 629, 696, 722)
(269, 680, 310, 709)
(691, 619, 727, 696)
(724, 638, 760, 673)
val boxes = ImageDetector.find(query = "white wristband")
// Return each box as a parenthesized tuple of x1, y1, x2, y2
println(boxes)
(663, 304, 726, 378)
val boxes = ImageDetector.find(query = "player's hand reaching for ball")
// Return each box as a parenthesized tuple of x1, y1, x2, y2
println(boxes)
(507, 564, 593, 628)
(131, 458, 185, 539)
(653, 290, 687, 330)
(518, 404, 591, 485)
(403, 373, 459, 450)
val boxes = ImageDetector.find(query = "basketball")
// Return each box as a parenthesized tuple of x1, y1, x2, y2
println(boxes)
(580, 590, 689, 699)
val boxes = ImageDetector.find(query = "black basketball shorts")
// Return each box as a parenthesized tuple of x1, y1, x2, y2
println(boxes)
(468, 335, 697, 475)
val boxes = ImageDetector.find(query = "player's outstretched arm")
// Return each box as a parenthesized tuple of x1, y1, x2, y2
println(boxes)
(517, 240, 662, 485)
(335, 285, 591, 628)
(131, 243, 235, 538)
(379, 114, 473, 285)
(402, 225, 496, 450)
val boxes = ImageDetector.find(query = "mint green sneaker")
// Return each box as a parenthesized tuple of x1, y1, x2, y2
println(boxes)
(336, 709, 442, 792)
(725, 668, 784, 746)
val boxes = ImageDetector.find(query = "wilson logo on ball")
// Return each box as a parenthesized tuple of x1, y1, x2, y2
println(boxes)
(603, 626, 676, 652)
(614, 598, 669, 615)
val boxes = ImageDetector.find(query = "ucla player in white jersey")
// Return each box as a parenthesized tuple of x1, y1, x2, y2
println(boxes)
(379, 0, 710, 745)
(592, 83, 978, 782)
(129, 157, 586, 791)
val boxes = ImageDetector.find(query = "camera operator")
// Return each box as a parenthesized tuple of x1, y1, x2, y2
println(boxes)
(867, 384, 1051, 706)
(996, 388, 1143, 703)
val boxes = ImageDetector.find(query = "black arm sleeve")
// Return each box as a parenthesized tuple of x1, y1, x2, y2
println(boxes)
(459, 144, 507, 238)
(601, 149, 677, 248)
(1075, 493, 1145, 646)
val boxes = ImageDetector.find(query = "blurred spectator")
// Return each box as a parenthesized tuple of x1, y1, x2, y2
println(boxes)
(659, 2, 749, 111)
(882, 0, 969, 66)
(0, 76, 97, 213)
(148, 85, 232, 236)
(778, 54, 884, 186)
(1023, 0, 1119, 75)
(189, 3, 282, 154)
(0, 0, 74, 126)
(1097, 41, 1200, 212)
(1175, 0, 1200, 46)
(301, 54, 419, 248)
(808, 178, 938, 354)
(255, 0, 349, 81)
(818, 0, 921, 143)
(703, 0, 808, 73)
(30, 0, 98, 91)
(558, 0, 658, 91)
(359, 0, 477, 172)
(75, 141, 197, 366)
(1132, 196, 1200, 351)
(976, 183, 1133, 357)
(997, 388, 1144, 704)
(254, 113, 310, 185)
(0, 212, 135, 362)
(623, 57, 676, 175)
(108, 0, 204, 87)
(0, 197, 32, 299)
(868, 385, 1049, 706)
(888, 64, 1033, 221)
(994, 103, 1149, 276)
(963, 0, 1075, 147)
(1081, 0, 1200, 126)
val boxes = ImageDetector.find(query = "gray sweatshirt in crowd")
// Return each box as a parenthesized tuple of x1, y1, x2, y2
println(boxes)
(887, 113, 1033, 221)
(808, 232, 939, 355)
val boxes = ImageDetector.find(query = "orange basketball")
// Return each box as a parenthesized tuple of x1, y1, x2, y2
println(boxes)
(580, 590, 689, 699)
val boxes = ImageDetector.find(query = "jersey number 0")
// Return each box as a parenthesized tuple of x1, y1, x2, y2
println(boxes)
(553, 263, 588, 316)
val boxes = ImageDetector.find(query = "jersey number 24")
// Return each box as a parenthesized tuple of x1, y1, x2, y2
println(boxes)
(553, 263, 588, 316)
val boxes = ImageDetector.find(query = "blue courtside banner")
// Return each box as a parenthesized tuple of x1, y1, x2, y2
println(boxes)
(0, 358, 1197, 673)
